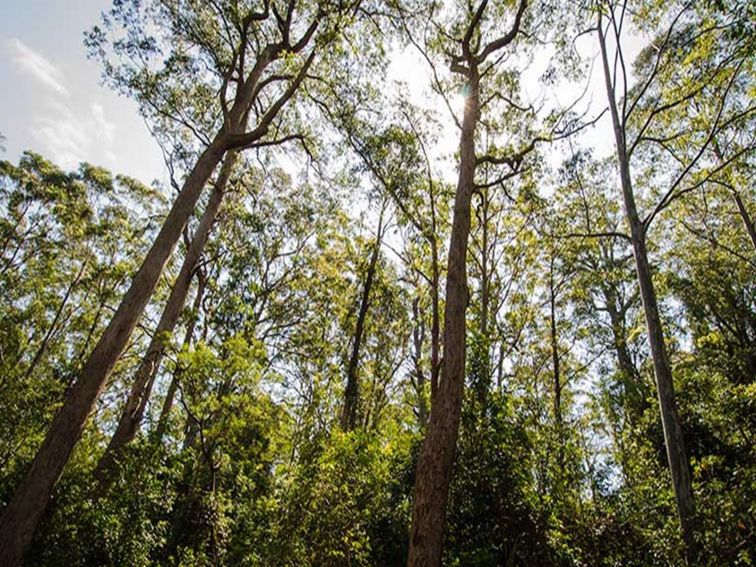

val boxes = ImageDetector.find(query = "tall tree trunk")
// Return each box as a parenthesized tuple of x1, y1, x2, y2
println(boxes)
(407, 69, 479, 567)
(340, 208, 385, 431)
(94, 152, 237, 486)
(475, 193, 491, 407)
(0, 137, 227, 567)
(549, 265, 562, 428)
(598, 21, 698, 565)
(602, 282, 648, 421)
(548, 254, 565, 477)
(411, 297, 429, 427)
(155, 268, 206, 442)
(25, 263, 86, 380)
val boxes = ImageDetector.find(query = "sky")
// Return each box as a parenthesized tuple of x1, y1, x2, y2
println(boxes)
(0, 1, 641, 189)
(0, 0, 167, 184)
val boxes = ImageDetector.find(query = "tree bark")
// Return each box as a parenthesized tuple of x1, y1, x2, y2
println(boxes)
(0, 137, 227, 567)
(340, 208, 384, 431)
(407, 69, 479, 567)
(598, 19, 698, 565)
(94, 151, 236, 486)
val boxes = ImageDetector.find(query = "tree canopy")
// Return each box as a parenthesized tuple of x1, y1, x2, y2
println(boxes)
(0, 0, 754, 566)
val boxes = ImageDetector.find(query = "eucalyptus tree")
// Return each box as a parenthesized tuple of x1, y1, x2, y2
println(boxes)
(340, 201, 389, 430)
(304, 40, 450, 428)
(595, 1, 754, 562)
(94, 152, 238, 487)
(0, 154, 163, 481)
(341, 115, 449, 430)
(0, 1, 363, 562)
(557, 151, 647, 422)
(397, 0, 595, 561)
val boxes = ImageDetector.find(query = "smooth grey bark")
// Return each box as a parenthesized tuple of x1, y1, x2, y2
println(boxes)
(0, 137, 227, 567)
(94, 152, 237, 486)
(598, 17, 698, 565)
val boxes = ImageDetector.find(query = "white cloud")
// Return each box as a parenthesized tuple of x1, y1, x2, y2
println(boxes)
(31, 100, 119, 170)
(92, 102, 116, 146)
(6, 37, 70, 97)
(32, 100, 88, 167)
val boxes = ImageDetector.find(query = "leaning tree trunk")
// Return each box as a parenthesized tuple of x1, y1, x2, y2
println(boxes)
(0, 137, 227, 567)
(94, 151, 237, 487)
(599, 23, 698, 565)
(712, 140, 756, 254)
(340, 209, 384, 431)
(154, 267, 206, 442)
(407, 70, 479, 567)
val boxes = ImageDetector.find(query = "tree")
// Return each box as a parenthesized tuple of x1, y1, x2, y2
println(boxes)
(94, 151, 238, 488)
(405, 1, 532, 564)
(0, 1, 358, 562)
(594, 1, 754, 562)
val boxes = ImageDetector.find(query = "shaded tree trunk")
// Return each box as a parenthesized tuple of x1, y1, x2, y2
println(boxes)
(548, 257, 562, 430)
(474, 191, 492, 407)
(155, 267, 206, 442)
(407, 69, 479, 567)
(411, 297, 429, 427)
(94, 152, 237, 486)
(601, 281, 648, 421)
(0, 137, 227, 567)
(732, 190, 756, 253)
(599, 20, 698, 565)
(340, 207, 385, 431)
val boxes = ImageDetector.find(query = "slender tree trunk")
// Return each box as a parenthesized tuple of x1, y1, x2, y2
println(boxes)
(340, 208, 384, 431)
(428, 186, 441, 398)
(604, 289, 637, 383)
(549, 265, 562, 429)
(602, 283, 648, 421)
(0, 137, 227, 567)
(155, 268, 206, 442)
(712, 140, 756, 254)
(732, 190, 756, 253)
(548, 256, 565, 477)
(476, 194, 491, 407)
(411, 297, 429, 428)
(94, 152, 236, 486)
(598, 20, 698, 564)
(25, 263, 85, 380)
(407, 70, 479, 567)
